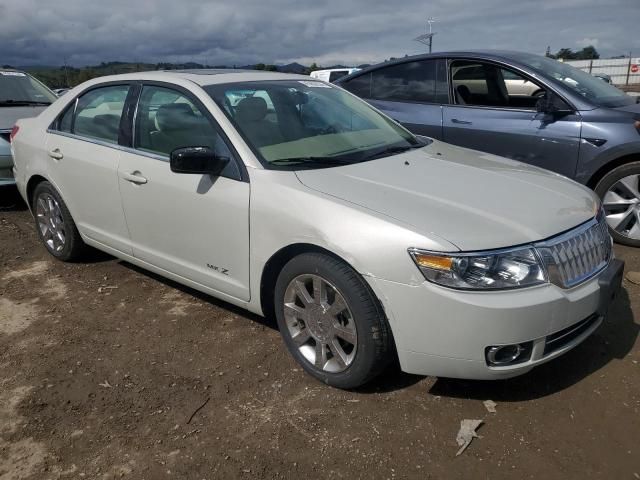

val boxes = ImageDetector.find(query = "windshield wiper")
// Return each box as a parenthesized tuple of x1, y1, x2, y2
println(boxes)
(270, 156, 357, 167)
(0, 100, 52, 106)
(362, 143, 423, 161)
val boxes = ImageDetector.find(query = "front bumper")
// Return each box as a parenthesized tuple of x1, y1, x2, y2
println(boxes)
(368, 259, 624, 380)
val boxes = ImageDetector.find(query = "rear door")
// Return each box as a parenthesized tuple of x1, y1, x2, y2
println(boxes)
(340, 59, 448, 139)
(45, 83, 133, 254)
(117, 83, 251, 301)
(443, 59, 582, 178)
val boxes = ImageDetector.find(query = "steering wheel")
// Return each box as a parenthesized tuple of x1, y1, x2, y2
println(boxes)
(320, 124, 340, 135)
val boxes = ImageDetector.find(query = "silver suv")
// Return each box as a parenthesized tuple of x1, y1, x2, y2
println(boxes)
(0, 69, 56, 186)
(337, 51, 640, 246)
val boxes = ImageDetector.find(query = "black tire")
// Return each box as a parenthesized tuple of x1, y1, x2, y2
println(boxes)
(274, 252, 393, 389)
(594, 161, 640, 247)
(533, 90, 546, 98)
(32, 181, 88, 261)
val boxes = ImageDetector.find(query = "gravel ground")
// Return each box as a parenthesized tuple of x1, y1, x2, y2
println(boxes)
(1, 190, 639, 479)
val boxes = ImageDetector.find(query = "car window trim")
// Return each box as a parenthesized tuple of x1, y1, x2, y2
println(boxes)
(129, 80, 248, 183)
(446, 57, 577, 112)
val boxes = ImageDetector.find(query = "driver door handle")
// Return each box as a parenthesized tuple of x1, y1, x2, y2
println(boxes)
(48, 148, 64, 160)
(451, 118, 472, 125)
(120, 171, 148, 185)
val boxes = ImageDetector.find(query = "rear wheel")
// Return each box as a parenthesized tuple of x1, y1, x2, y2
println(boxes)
(595, 161, 640, 247)
(274, 252, 394, 389)
(32, 181, 88, 261)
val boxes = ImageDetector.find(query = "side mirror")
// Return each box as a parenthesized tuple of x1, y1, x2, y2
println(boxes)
(535, 92, 572, 115)
(170, 147, 229, 176)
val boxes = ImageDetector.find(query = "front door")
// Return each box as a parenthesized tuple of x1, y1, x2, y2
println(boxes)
(117, 84, 250, 301)
(443, 60, 582, 178)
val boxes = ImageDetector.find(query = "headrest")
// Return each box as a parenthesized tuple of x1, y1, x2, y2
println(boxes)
(155, 103, 196, 132)
(236, 97, 268, 123)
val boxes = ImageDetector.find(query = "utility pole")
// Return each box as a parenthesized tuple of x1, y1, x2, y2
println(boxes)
(413, 17, 436, 54)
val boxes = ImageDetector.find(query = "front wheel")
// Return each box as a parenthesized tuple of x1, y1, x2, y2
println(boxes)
(595, 161, 640, 247)
(274, 253, 394, 389)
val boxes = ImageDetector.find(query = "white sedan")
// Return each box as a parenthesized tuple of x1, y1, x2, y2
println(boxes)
(11, 70, 623, 388)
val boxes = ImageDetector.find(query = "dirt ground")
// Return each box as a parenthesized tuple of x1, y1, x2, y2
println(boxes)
(1, 189, 639, 480)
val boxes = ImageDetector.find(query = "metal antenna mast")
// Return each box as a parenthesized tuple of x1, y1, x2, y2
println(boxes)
(413, 17, 436, 53)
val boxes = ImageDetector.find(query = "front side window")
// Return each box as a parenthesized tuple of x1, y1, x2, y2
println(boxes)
(134, 85, 240, 178)
(451, 61, 545, 109)
(370, 59, 447, 103)
(205, 80, 421, 169)
(71, 85, 130, 143)
(0, 71, 56, 105)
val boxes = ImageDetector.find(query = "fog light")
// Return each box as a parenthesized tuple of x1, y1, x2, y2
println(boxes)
(485, 342, 532, 366)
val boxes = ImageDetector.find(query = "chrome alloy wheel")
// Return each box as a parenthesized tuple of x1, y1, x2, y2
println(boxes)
(283, 274, 357, 373)
(603, 174, 640, 240)
(35, 193, 66, 253)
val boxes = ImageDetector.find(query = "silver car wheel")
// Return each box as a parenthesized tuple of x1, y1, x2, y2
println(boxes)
(603, 174, 640, 240)
(283, 274, 357, 373)
(35, 193, 66, 253)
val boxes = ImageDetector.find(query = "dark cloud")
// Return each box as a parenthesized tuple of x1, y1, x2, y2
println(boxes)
(0, 0, 638, 67)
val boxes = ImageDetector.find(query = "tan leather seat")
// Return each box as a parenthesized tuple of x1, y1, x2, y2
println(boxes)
(235, 97, 284, 147)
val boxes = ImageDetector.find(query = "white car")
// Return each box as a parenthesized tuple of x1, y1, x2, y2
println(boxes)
(310, 68, 361, 83)
(11, 70, 623, 388)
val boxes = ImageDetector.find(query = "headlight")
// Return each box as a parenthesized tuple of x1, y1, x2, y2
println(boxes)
(408, 247, 547, 290)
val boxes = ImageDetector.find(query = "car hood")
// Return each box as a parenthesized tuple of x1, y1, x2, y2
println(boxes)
(0, 106, 47, 130)
(295, 140, 598, 251)
(613, 100, 640, 115)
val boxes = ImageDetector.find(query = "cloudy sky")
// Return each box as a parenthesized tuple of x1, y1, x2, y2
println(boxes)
(0, 0, 638, 67)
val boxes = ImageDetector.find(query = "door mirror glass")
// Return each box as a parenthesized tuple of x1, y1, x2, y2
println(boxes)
(170, 147, 229, 176)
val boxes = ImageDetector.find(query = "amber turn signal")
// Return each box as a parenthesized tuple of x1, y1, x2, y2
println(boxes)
(412, 253, 453, 271)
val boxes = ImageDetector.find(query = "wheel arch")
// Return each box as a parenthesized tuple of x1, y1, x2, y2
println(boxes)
(26, 174, 49, 209)
(259, 243, 356, 321)
(586, 153, 640, 190)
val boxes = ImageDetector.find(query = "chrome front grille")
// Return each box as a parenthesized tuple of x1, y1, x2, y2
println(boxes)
(536, 215, 612, 288)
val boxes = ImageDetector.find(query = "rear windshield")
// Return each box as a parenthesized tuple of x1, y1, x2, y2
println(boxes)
(0, 71, 56, 105)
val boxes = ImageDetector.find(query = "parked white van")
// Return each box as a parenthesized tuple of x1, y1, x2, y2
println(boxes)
(310, 68, 360, 83)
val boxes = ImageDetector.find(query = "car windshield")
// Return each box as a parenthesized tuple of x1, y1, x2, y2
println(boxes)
(204, 80, 421, 169)
(0, 71, 56, 105)
(510, 53, 634, 108)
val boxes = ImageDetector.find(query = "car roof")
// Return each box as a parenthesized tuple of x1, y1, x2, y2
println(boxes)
(76, 69, 314, 87)
(335, 50, 541, 81)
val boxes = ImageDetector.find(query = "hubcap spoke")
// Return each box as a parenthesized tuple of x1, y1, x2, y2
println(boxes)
(330, 338, 349, 369)
(291, 328, 311, 347)
(333, 323, 357, 345)
(314, 342, 328, 369)
(326, 295, 347, 317)
(294, 280, 314, 306)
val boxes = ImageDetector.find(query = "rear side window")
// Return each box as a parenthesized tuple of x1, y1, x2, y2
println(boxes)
(328, 70, 349, 82)
(68, 85, 130, 143)
(341, 72, 372, 98)
(370, 59, 447, 103)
